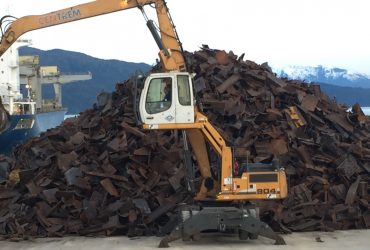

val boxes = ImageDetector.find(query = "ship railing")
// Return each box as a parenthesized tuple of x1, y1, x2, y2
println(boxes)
(38, 107, 67, 113)
(59, 71, 92, 76)
(39, 102, 67, 113)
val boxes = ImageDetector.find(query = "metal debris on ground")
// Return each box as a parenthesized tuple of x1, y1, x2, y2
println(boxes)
(0, 46, 369, 239)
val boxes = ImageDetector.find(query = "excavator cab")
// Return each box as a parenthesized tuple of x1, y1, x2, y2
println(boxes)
(139, 72, 195, 125)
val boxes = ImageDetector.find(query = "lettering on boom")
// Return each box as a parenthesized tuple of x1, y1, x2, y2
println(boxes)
(39, 9, 81, 25)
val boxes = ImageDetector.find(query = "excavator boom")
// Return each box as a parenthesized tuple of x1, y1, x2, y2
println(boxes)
(0, 0, 186, 72)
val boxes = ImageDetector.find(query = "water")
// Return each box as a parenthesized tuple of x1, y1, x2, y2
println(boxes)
(64, 114, 79, 119)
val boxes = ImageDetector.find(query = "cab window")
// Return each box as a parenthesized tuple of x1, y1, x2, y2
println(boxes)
(14, 118, 34, 129)
(145, 77, 172, 114)
(24, 104, 31, 114)
(13, 103, 23, 115)
(177, 75, 191, 106)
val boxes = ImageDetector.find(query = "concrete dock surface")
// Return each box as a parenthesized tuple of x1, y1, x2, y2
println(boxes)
(1, 230, 369, 250)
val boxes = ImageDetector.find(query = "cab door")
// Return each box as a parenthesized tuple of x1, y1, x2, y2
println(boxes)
(139, 73, 176, 125)
(175, 74, 194, 123)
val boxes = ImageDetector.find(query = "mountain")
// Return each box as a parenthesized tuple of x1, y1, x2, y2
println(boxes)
(18, 47, 370, 111)
(318, 82, 370, 107)
(19, 47, 151, 114)
(274, 65, 370, 88)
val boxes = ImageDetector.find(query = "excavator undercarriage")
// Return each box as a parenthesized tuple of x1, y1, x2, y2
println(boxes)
(159, 204, 286, 248)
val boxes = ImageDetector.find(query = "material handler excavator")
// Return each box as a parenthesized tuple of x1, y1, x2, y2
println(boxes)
(0, 0, 288, 247)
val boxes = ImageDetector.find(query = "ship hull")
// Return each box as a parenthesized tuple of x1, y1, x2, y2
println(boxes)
(0, 110, 66, 155)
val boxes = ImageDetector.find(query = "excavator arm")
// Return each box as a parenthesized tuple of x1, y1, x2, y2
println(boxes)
(143, 110, 288, 201)
(0, 0, 186, 72)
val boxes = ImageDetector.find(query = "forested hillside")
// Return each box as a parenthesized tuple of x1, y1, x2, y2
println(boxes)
(19, 47, 369, 114)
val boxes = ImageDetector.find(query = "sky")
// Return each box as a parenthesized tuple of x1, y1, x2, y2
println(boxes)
(1, 0, 369, 74)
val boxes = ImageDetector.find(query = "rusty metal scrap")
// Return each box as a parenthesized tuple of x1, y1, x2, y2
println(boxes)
(0, 46, 369, 240)
(0, 115, 186, 238)
(183, 46, 370, 232)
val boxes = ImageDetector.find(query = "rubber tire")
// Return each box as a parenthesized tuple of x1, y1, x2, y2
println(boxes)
(238, 229, 249, 240)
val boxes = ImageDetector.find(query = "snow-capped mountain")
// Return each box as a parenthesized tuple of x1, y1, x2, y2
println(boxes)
(362, 107, 370, 115)
(273, 65, 370, 88)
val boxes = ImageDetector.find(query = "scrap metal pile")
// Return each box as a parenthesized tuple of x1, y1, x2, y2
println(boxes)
(0, 46, 369, 239)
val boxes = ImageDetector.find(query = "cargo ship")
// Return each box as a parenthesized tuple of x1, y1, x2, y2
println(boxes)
(0, 40, 91, 154)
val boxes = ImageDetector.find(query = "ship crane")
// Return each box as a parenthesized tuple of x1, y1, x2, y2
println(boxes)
(0, 40, 92, 153)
